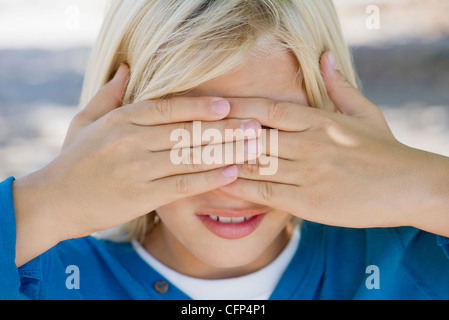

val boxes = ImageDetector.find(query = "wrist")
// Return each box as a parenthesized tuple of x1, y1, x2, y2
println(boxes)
(405, 148, 449, 236)
(13, 167, 70, 266)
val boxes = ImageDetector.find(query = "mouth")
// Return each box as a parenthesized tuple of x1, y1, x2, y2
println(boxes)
(196, 207, 270, 240)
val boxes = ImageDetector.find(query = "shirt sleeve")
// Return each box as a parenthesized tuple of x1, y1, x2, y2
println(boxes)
(0, 177, 41, 300)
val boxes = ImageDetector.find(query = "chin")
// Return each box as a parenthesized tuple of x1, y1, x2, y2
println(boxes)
(186, 214, 292, 272)
(155, 199, 293, 277)
(193, 239, 270, 270)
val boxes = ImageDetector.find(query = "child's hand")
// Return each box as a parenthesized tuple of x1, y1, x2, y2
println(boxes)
(219, 52, 449, 232)
(13, 64, 260, 265)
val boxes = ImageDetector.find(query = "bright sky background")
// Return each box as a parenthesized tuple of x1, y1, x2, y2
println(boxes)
(1, 0, 446, 49)
(0, 0, 107, 49)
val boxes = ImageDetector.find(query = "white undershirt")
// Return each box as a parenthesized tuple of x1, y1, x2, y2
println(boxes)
(132, 225, 301, 300)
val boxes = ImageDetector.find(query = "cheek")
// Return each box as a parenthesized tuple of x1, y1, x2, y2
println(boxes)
(156, 199, 199, 235)
(155, 198, 221, 264)
(155, 196, 213, 249)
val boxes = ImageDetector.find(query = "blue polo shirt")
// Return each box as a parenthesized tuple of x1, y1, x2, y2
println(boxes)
(1, 176, 449, 300)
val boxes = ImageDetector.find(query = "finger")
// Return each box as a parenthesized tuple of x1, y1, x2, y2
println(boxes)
(237, 157, 300, 185)
(155, 127, 306, 161)
(146, 119, 261, 151)
(149, 139, 260, 179)
(226, 97, 323, 132)
(118, 96, 231, 126)
(153, 165, 239, 204)
(219, 178, 299, 212)
(320, 52, 378, 117)
(80, 63, 130, 124)
(257, 129, 299, 160)
(237, 129, 294, 160)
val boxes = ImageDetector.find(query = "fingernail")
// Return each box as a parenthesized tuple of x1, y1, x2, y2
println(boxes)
(328, 52, 337, 70)
(213, 99, 230, 116)
(222, 165, 238, 179)
(241, 120, 260, 139)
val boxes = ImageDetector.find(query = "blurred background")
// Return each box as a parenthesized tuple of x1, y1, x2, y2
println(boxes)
(0, 0, 448, 178)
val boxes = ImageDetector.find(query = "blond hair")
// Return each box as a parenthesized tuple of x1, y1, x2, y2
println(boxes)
(81, 0, 358, 241)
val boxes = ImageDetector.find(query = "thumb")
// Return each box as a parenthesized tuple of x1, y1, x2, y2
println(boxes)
(82, 63, 130, 123)
(320, 52, 376, 117)
(63, 64, 130, 149)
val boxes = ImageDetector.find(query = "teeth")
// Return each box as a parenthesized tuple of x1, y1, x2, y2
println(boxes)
(209, 215, 252, 223)
(218, 216, 232, 223)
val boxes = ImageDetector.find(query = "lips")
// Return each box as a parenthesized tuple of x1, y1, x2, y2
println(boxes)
(197, 208, 270, 239)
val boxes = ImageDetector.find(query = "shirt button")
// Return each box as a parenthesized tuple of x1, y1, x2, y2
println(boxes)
(154, 280, 169, 294)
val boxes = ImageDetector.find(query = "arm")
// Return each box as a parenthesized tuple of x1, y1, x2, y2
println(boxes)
(219, 52, 449, 237)
(11, 64, 251, 267)
(405, 149, 449, 237)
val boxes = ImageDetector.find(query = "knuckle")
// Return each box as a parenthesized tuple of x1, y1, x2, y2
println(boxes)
(153, 98, 173, 120)
(181, 121, 194, 137)
(72, 109, 90, 124)
(106, 128, 135, 154)
(318, 115, 338, 130)
(240, 160, 260, 176)
(101, 108, 123, 127)
(111, 135, 132, 154)
(303, 131, 337, 157)
(340, 78, 355, 90)
(175, 175, 190, 194)
(258, 181, 273, 201)
(267, 101, 287, 124)
(186, 148, 202, 171)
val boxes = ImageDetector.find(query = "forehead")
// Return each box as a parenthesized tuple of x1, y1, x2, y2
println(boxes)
(183, 45, 308, 105)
